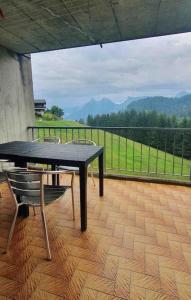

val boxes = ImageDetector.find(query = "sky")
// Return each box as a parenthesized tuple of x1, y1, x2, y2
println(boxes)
(31, 32, 191, 108)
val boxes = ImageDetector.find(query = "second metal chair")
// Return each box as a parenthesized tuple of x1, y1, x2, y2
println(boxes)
(58, 139, 96, 187)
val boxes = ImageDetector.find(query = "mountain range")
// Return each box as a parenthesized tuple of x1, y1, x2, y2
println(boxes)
(64, 96, 146, 120)
(126, 94, 191, 116)
(64, 93, 191, 121)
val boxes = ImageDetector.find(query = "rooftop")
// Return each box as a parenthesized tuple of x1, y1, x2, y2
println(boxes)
(34, 99, 46, 104)
(0, 177, 191, 299)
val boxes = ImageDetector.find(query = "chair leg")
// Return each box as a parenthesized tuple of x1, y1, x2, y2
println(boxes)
(70, 173, 75, 220)
(32, 205, 36, 216)
(5, 205, 18, 253)
(71, 186, 75, 220)
(47, 174, 49, 185)
(0, 190, 2, 199)
(40, 208, 51, 260)
(90, 171, 96, 187)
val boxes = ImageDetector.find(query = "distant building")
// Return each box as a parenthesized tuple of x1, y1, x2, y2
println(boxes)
(34, 99, 46, 116)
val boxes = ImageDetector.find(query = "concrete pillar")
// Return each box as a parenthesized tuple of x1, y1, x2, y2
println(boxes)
(0, 45, 35, 143)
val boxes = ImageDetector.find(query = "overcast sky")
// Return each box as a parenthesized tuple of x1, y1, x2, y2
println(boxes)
(31, 32, 191, 108)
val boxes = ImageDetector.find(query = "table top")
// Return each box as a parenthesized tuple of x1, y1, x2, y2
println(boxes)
(0, 141, 103, 167)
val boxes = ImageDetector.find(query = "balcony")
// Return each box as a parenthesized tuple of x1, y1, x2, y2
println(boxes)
(0, 175, 191, 299)
(1, 1, 191, 298)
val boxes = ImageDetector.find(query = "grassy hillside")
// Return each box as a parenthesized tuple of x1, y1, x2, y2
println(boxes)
(35, 120, 190, 180)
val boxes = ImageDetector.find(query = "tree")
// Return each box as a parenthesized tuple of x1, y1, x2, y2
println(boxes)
(85, 109, 191, 158)
(87, 114, 94, 126)
(50, 106, 64, 118)
(79, 118, 85, 124)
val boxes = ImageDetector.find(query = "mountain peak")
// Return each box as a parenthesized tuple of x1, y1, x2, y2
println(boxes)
(89, 98, 96, 104)
(176, 91, 188, 98)
(101, 97, 114, 104)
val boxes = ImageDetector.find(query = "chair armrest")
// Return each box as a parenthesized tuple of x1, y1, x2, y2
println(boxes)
(44, 170, 75, 175)
(28, 169, 74, 176)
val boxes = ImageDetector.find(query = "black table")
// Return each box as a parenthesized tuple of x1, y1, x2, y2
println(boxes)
(0, 141, 104, 231)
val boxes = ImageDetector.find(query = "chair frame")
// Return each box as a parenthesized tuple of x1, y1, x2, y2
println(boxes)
(63, 139, 96, 186)
(4, 169, 75, 260)
(29, 136, 61, 182)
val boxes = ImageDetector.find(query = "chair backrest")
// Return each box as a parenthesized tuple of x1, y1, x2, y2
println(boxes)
(66, 139, 96, 146)
(33, 136, 60, 144)
(5, 169, 42, 199)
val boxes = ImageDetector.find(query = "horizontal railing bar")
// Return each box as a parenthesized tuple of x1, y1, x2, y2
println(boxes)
(27, 126, 191, 132)
(103, 173, 191, 186)
(104, 168, 189, 176)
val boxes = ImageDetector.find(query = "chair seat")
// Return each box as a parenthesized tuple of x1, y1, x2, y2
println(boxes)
(58, 166, 79, 172)
(58, 165, 92, 172)
(22, 185, 70, 206)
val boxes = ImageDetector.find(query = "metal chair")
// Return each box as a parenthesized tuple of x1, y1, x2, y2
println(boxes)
(28, 136, 75, 214)
(28, 136, 61, 179)
(4, 168, 75, 260)
(58, 139, 96, 187)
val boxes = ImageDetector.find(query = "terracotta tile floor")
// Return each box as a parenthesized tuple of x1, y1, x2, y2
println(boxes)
(0, 177, 191, 300)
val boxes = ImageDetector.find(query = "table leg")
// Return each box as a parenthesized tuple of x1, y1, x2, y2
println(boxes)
(51, 165, 57, 185)
(15, 161, 29, 218)
(98, 151, 104, 197)
(79, 165, 87, 231)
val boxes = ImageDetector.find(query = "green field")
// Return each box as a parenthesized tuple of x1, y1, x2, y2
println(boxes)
(35, 120, 190, 181)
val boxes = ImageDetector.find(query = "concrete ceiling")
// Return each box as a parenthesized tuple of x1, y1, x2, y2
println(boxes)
(0, 0, 191, 54)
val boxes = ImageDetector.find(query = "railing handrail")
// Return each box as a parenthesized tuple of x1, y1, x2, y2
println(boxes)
(27, 126, 191, 131)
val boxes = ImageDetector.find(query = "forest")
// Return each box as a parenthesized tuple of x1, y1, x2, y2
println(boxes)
(87, 110, 191, 159)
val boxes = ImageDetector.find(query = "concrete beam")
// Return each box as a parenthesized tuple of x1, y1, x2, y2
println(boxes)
(0, 46, 35, 142)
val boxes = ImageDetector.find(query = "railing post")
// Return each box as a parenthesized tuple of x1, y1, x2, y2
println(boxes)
(104, 130, 106, 172)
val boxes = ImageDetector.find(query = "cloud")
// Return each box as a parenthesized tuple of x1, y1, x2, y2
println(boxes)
(31, 32, 191, 108)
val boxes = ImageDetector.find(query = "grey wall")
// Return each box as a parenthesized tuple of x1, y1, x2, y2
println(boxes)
(0, 45, 35, 143)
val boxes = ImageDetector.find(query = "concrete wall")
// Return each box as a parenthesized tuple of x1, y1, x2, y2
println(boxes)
(0, 45, 35, 143)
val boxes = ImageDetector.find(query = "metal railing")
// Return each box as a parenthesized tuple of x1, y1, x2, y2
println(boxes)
(27, 126, 191, 182)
